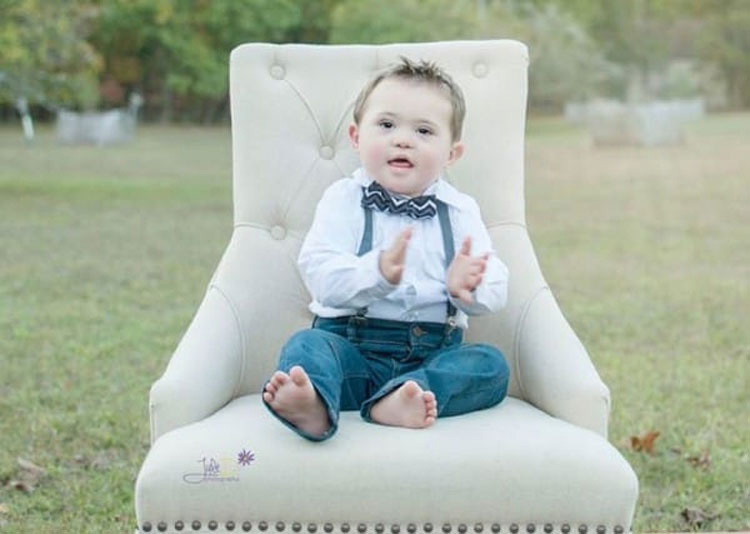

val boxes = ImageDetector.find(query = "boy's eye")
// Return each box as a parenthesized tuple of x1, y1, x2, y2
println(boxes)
(417, 127, 433, 135)
(379, 120, 394, 129)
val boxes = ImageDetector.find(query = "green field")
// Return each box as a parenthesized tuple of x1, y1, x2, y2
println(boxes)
(1, 115, 748, 532)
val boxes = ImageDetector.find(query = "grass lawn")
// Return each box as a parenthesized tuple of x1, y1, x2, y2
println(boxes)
(1, 114, 748, 533)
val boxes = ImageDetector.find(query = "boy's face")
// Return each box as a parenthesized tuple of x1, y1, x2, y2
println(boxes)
(349, 77, 464, 197)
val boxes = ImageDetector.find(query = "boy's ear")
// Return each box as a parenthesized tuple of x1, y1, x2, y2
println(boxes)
(447, 141, 465, 166)
(348, 123, 360, 148)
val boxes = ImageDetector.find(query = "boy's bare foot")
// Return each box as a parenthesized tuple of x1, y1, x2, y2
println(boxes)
(370, 380, 437, 429)
(263, 366, 330, 438)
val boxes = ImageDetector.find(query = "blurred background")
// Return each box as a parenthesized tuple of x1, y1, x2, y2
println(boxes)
(1, 0, 749, 125)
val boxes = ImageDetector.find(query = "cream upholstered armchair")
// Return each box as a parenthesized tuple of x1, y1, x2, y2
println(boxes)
(135, 41, 638, 534)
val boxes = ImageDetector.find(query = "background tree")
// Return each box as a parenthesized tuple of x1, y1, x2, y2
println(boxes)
(0, 0, 101, 111)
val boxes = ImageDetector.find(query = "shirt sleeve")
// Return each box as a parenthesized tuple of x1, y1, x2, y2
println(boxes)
(298, 181, 398, 310)
(447, 198, 509, 316)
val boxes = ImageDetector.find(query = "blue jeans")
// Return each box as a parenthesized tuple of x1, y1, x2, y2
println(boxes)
(263, 315, 509, 441)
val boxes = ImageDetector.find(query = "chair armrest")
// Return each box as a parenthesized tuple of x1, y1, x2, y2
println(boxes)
(516, 286, 611, 438)
(149, 286, 244, 443)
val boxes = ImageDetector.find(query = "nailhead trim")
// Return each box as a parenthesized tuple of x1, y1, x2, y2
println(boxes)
(134, 521, 632, 534)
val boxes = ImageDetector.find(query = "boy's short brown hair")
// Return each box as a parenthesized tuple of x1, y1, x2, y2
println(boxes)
(352, 57, 466, 142)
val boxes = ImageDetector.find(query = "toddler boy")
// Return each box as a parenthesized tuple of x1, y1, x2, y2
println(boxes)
(262, 57, 510, 441)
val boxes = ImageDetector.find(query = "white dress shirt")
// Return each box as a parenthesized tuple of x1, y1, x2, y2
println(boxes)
(298, 168, 509, 329)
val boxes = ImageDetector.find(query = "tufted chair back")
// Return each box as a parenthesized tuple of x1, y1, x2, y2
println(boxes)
(215, 40, 536, 400)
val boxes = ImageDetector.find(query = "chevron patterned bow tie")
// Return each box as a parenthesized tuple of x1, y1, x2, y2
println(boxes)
(361, 181, 438, 220)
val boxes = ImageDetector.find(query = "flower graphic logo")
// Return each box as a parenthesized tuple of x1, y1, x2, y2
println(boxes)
(237, 449, 255, 466)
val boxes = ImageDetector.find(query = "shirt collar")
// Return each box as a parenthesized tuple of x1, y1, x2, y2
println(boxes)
(351, 167, 464, 208)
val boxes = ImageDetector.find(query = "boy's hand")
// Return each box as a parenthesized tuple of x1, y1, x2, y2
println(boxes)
(447, 236, 489, 305)
(379, 227, 412, 285)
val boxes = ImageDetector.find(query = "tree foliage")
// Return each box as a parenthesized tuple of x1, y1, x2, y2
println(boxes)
(0, 0, 101, 109)
(2, 0, 750, 120)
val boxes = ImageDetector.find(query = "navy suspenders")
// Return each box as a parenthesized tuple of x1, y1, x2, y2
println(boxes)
(356, 201, 458, 326)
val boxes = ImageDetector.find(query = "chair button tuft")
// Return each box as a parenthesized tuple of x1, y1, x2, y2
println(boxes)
(424, 524, 433, 533)
(271, 65, 286, 80)
(175, 521, 185, 531)
(158, 522, 168, 532)
(596, 527, 605, 534)
(227, 521, 236, 531)
(210, 521, 219, 531)
(472, 62, 488, 78)
(358, 524, 367, 533)
(443, 524, 452, 533)
(342, 524, 351, 533)
(544, 526, 553, 534)
(376, 524, 384, 534)
(491, 525, 501, 534)
(319, 145, 335, 160)
(308, 524, 318, 533)
(270, 225, 287, 240)
(458, 525, 467, 534)
(474, 524, 483, 533)
(510, 525, 519, 534)
(325, 524, 334, 533)
(260, 521, 269, 531)
(243, 522, 253, 532)
(142, 523, 153, 532)
(408, 524, 417, 534)
(192, 521, 202, 531)
(293, 523, 302, 532)
(527, 525, 535, 534)
(561, 526, 570, 534)
(278, 522, 287, 532)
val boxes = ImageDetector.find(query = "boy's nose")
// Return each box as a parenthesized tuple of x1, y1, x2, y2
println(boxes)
(393, 133, 414, 148)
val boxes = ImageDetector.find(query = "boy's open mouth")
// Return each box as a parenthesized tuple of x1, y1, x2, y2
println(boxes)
(388, 157, 413, 168)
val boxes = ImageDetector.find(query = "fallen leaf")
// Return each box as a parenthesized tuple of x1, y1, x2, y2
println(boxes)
(630, 430, 660, 454)
(681, 507, 719, 529)
(16, 458, 45, 477)
(686, 450, 711, 469)
(5, 480, 34, 494)
(5, 457, 48, 494)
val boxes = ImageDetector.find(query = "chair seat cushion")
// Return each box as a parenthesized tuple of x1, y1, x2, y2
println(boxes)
(135, 396, 637, 533)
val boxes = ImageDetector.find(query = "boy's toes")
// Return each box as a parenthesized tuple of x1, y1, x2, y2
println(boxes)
(270, 371, 289, 388)
(289, 365, 310, 386)
(262, 390, 274, 403)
